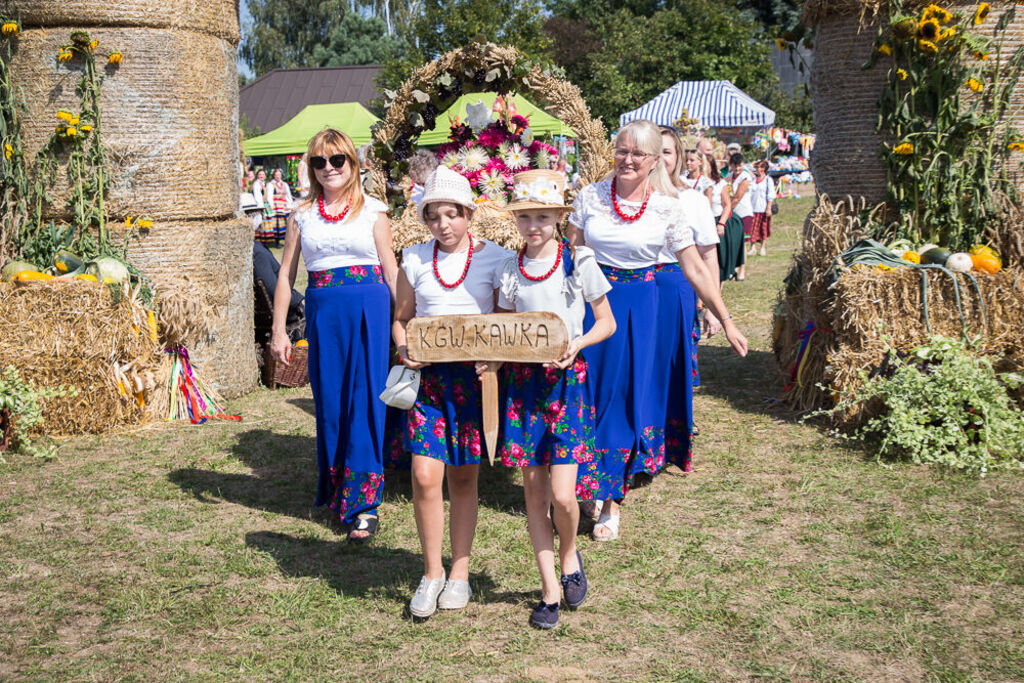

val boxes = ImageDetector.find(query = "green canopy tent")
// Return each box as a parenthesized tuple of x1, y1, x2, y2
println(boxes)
(242, 102, 380, 157)
(416, 92, 575, 146)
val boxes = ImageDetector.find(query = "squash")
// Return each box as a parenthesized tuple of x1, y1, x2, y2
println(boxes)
(919, 243, 939, 255)
(14, 270, 55, 284)
(946, 252, 973, 273)
(922, 247, 951, 265)
(969, 244, 1002, 274)
(1, 260, 38, 281)
(74, 273, 99, 282)
(53, 251, 83, 274)
(295, 339, 309, 348)
(902, 251, 921, 264)
(85, 257, 130, 283)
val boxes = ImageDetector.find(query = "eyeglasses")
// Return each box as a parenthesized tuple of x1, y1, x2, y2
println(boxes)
(613, 149, 651, 161)
(310, 154, 348, 170)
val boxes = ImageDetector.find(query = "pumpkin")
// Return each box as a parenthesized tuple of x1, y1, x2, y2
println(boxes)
(902, 251, 921, 264)
(922, 247, 952, 265)
(969, 244, 1002, 274)
(14, 270, 55, 283)
(946, 252, 974, 273)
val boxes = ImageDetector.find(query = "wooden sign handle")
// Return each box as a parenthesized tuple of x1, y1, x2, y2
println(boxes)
(481, 368, 499, 466)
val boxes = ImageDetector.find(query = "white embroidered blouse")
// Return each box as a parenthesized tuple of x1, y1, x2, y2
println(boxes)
(295, 195, 387, 271)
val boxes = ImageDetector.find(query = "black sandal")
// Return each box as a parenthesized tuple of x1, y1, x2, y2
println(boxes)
(348, 515, 379, 544)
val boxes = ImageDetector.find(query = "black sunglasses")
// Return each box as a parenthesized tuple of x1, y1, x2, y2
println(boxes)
(310, 154, 348, 170)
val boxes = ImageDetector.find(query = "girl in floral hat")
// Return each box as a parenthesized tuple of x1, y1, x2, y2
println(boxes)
(392, 165, 511, 619)
(496, 169, 616, 629)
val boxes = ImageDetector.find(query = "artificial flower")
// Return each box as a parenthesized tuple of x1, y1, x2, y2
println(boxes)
(919, 18, 941, 41)
(878, 43, 892, 56)
(776, 38, 787, 51)
(897, 68, 909, 80)
(975, 2, 990, 24)
(460, 146, 489, 172)
(919, 39, 939, 53)
(504, 143, 529, 170)
(108, 50, 123, 65)
(974, 51, 990, 60)
(966, 77, 984, 92)
(893, 142, 915, 155)
(4, 142, 12, 160)
(465, 100, 492, 133)
(1009, 141, 1024, 151)
(1, 22, 18, 36)
(923, 4, 953, 23)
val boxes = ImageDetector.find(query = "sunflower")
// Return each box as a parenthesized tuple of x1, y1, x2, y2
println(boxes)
(88, 39, 98, 50)
(775, 38, 786, 51)
(966, 77, 984, 92)
(4, 143, 12, 160)
(919, 39, 939, 53)
(57, 49, 73, 62)
(974, 50, 990, 60)
(919, 18, 941, 41)
(923, 4, 953, 23)
(893, 142, 915, 155)
(939, 26, 957, 41)
(1, 22, 18, 36)
(897, 68, 909, 80)
(56, 110, 74, 123)
(878, 43, 893, 56)
(108, 50, 123, 65)
(1009, 142, 1024, 152)
(80, 125, 93, 134)
(975, 2, 991, 24)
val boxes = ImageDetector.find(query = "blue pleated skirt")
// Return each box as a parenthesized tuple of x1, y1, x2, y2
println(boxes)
(305, 265, 390, 524)
(652, 263, 696, 473)
(577, 264, 663, 501)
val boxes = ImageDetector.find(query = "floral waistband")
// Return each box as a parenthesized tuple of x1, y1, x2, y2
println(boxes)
(654, 262, 681, 274)
(598, 263, 656, 282)
(308, 264, 383, 288)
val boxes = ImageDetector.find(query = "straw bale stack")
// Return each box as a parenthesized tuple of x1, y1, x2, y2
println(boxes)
(0, 280, 161, 435)
(803, 1, 1024, 202)
(8, 27, 239, 222)
(13, 0, 239, 42)
(390, 201, 526, 255)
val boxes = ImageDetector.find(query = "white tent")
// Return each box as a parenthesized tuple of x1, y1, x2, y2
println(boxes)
(619, 80, 775, 129)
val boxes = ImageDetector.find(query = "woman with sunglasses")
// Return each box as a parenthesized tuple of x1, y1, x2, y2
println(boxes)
(569, 120, 747, 541)
(269, 129, 399, 543)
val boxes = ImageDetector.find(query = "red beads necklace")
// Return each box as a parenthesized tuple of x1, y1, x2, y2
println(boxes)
(433, 234, 474, 289)
(318, 194, 351, 223)
(518, 241, 563, 282)
(611, 177, 650, 223)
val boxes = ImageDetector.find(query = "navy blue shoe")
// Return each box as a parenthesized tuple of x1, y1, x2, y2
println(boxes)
(560, 550, 588, 609)
(529, 600, 560, 629)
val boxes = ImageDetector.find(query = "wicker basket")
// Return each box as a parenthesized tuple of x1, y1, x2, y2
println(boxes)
(261, 344, 309, 389)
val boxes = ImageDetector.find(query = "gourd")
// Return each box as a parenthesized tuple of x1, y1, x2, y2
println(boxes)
(74, 273, 99, 282)
(85, 257, 130, 283)
(1, 260, 38, 281)
(969, 244, 1002, 274)
(902, 251, 921, 264)
(946, 252, 973, 273)
(53, 251, 84, 274)
(13, 270, 55, 283)
(921, 247, 952, 265)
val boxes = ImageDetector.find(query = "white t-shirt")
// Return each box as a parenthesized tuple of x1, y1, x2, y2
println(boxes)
(497, 245, 611, 340)
(710, 179, 729, 217)
(568, 179, 695, 269)
(296, 195, 386, 271)
(657, 188, 718, 264)
(731, 170, 754, 219)
(682, 174, 713, 195)
(402, 238, 509, 316)
(750, 175, 777, 214)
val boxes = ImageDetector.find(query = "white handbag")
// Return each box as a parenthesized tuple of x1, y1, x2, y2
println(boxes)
(379, 365, 420, 410)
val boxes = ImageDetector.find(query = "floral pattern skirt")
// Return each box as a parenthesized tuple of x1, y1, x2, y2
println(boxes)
(404, 362, 483, 467)
(499, 357, 597, 472)
(306, 277, 390, 524)
(652, 265, 697, 473)
(580, 268, 664, 501)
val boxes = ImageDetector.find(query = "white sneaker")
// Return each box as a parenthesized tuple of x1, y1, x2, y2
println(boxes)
(409, 573, 446, 618)
(436, 579, 472, 609)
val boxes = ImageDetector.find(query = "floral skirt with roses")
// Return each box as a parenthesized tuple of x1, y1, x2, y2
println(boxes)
(499, 357, 597, 471)
(403, 362, 484, 467)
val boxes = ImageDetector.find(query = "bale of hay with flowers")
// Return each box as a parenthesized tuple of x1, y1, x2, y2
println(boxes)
(369, 42, 612, 252)
(774, 1, 1024, 470)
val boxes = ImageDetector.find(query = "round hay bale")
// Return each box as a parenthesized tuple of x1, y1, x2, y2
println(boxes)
(9, 27, 239, 222)
(15, 0, 239, 42)
(118, 216, 257, 398)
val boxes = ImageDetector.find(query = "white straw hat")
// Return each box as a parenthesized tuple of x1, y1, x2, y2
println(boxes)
(417, 166, 478, 223)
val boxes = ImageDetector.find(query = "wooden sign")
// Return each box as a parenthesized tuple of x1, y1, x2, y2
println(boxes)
(406, 312, 570, 464)
(406, 312, 569, 364)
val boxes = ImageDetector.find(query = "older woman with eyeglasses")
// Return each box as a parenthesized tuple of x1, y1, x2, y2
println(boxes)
(270, 128, 398, 543)
(569, 120, 747, 541)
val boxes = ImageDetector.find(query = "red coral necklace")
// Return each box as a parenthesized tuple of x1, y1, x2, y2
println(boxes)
(611, 177, 650, 223)
(518, 241, 563, 282)
(433, 235, 474, 289)
(318, 195, 351, 223)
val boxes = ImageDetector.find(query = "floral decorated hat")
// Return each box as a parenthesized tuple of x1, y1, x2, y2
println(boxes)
(504, 169, 572, 213)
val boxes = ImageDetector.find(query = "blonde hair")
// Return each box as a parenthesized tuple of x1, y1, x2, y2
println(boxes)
(298, 128, 365, 219)
(659, 127, 687, 190)
(610, 120, 678, 198)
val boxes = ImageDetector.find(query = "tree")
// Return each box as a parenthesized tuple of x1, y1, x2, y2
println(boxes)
(241, 0, 403, 76)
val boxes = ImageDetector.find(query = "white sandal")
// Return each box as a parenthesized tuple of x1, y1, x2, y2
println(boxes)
(580, 499, 603, 522)
(592, 510, 620, 542)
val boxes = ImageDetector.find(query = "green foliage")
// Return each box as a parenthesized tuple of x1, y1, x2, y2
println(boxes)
(0, 365, 69, 460)
(309, 13, 404, 67)
(822, 336, 1024, 475)
(868, 2, 1024, 251)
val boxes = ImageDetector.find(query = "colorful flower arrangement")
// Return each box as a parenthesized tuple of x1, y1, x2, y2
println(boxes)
(433, 108, 559, 204)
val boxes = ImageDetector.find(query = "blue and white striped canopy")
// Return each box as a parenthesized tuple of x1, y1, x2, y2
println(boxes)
(619, 80, 775, 129)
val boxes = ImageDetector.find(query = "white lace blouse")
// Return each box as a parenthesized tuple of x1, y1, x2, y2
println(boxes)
(401, 239, 510, 316)
(296, 195, 387, 271)
(568, 180, 695, 269)
(657, 188, 718, 264)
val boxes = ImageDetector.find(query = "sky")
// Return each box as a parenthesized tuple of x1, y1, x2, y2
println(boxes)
(238, 0, 254, 80)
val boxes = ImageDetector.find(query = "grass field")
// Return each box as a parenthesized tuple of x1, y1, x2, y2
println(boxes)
(3, 194, 1024, 681)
